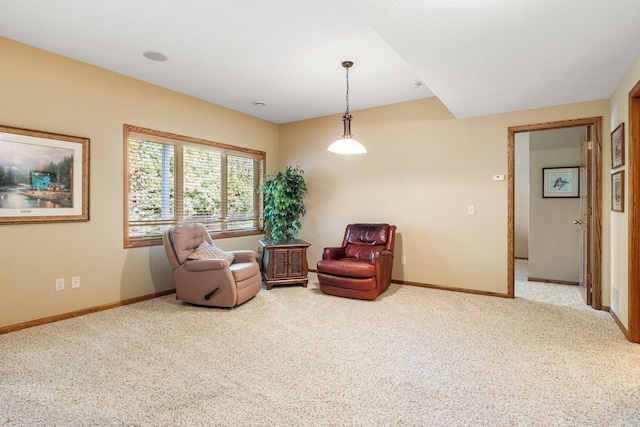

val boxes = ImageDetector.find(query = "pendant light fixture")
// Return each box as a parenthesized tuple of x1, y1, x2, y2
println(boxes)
(327, 61, 367, 154)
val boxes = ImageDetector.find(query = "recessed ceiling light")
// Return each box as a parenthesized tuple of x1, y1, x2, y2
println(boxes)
(252, 100, 267, 107)
(409, 81, 423, 89)
(143, 51, 168, 62)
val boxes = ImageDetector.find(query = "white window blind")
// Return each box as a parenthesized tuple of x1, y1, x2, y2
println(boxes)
(124, 125, 265, 247)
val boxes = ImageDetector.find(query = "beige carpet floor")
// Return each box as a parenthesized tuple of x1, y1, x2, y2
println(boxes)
(514, 259, 588, 310)
(1, 269, 640, 426)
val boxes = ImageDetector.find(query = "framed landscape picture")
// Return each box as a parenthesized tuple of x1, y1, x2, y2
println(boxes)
(611, 123, 625, 170)
(611, 171, 624, 212)
(0, 125, 90, 224)
(543, 166, 580, 198)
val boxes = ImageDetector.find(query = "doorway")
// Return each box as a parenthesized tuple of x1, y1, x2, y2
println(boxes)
(508, 118, 603, 309)
(628, 80, 640, 342)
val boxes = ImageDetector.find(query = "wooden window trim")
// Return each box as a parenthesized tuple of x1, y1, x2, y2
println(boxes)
(123, 124, 266, 248)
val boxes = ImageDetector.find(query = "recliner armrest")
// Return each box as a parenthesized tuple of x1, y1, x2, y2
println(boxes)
(323, 247, 346, 260)
(184, 259, 230, 271)
(231, 250, 257, 263)
(370, 250, 394, 264)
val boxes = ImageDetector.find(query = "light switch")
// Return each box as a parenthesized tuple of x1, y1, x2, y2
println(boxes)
(493, 175, 505, 181)
(468, 205, 475, 215)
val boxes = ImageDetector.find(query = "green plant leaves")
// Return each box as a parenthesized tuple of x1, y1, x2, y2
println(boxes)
(260, 166, 307, 242)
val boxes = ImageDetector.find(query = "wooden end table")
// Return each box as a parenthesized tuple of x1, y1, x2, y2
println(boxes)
(259, 239, 310, 289)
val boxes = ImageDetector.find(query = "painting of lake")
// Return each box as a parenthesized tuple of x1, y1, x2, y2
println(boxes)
(0, 139, 74, 209)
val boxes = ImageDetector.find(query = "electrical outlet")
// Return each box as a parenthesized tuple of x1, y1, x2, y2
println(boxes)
(55, 278, 65, 291)
(400, 256, 407, 265)
(493, 174, 505, 181)
(71, 276, 80, 289)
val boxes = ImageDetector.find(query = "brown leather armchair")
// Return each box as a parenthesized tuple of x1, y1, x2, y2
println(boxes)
(163, 223, 262, 307)
(317, 223, 396, 300)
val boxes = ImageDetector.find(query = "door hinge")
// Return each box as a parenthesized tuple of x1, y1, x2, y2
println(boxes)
(587, 140, 593, 150)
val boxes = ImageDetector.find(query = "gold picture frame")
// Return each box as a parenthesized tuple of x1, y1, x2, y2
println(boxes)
(0, 125, 90, 224)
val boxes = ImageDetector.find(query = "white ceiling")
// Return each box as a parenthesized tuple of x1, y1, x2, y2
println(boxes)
(1, 0, 639, 124)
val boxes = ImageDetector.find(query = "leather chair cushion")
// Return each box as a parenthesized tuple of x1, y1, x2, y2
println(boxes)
(317, 258, 375, 278)
(345, 244, 386, 260)
(346, 224, 389, 245)
(169, 223, 214, 264)
(317, 273, 376, 291)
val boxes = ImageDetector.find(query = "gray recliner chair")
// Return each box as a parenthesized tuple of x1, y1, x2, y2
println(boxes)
(163, 223, 262, 307)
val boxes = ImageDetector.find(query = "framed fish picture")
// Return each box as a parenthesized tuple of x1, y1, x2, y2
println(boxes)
(542, 166, 580, 198)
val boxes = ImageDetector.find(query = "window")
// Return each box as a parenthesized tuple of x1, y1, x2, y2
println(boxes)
(124, 125, 265, 248)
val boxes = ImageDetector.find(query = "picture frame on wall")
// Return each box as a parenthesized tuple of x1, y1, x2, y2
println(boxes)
(611, 170, 624, 212)
(542, 166, 580, 198)
(0, 124, 90, 224)
(611, 123, 625, 169)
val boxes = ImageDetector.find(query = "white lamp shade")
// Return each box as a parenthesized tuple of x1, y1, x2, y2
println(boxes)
(327, 137, 367, 154)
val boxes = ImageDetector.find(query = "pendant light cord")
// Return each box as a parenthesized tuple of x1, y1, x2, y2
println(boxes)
(345, 66, 350, 115)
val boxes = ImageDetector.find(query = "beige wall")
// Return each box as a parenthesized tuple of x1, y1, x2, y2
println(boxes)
(608, 53, 640, 328)
(1, 34, 626, 331)
(0, 38, 278, 328)
(280, 98, 611, 297)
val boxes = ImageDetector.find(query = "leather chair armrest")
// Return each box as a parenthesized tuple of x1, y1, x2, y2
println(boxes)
(231, 250, 257, 263)
(370, 250, 394, 264)
(184, 259, 229, 271)
(323, 247, 346, 260)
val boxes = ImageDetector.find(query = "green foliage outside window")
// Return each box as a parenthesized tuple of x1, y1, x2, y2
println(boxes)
(126, 130, 264, 245)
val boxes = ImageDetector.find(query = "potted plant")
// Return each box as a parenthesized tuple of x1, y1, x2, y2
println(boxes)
(261, 166, 307, 242)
